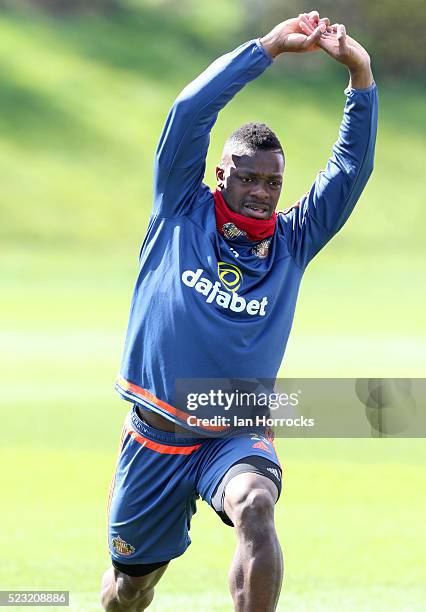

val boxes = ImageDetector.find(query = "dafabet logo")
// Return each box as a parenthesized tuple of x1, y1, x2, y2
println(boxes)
(181, 262, 268, 317)
(217, 262, 242, 292)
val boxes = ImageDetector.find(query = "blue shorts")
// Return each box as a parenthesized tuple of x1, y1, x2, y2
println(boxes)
(108, 405, 282, 565)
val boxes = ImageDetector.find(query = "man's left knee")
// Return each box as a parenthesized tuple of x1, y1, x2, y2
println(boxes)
(224, 474, 278, 533)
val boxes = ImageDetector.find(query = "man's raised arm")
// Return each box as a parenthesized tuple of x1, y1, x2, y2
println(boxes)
(280, 23, 378, 268)
(152, 14, 328, 218)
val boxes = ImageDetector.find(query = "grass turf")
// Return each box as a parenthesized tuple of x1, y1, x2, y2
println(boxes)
(1, 253, 425, 610)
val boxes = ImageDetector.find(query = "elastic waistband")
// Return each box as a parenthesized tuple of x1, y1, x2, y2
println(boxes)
(129, 405, 206, 446)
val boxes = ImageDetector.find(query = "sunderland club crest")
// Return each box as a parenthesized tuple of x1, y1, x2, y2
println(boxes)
(251, 239, 271, 259)
(222, 222, 247, 239)
(112, 535, 135, 556)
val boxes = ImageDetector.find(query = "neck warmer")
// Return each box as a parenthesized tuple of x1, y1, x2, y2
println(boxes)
(214, 189, 276, 242)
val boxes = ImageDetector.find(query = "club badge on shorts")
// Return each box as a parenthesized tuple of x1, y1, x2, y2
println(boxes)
(112, 535, 135, 556)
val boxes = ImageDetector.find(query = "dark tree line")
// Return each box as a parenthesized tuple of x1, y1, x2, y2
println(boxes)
(0, 0, 120, 14)
(2, 0, 425, 77)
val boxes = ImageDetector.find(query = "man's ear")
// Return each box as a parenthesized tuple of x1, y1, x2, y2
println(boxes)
(215, 166, 225, 188)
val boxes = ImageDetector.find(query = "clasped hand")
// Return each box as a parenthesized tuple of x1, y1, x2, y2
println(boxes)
(260, 10, 372, 86)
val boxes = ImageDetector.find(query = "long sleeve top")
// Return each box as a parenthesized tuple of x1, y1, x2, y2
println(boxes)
(115, 39, 378, 434)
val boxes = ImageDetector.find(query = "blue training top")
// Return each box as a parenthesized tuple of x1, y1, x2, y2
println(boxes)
(115, 39, 378, 433)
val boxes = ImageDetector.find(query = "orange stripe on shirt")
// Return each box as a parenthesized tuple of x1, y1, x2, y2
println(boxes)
(128, 429, 202, 455)
(116, 375, 229, 432)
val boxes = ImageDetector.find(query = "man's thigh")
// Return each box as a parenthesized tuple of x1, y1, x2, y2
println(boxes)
(108, 407, 202, 569)
(197, 430, 282, 526)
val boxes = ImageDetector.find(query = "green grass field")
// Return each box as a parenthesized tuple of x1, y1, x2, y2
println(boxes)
(1, 2, 425, 610)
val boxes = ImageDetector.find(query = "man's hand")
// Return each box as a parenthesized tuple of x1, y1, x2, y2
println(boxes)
(300, 21, 374, 89)
(260, 11, 330, 58)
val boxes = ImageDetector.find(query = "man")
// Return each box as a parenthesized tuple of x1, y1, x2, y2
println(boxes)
(101, 10, 377, 611)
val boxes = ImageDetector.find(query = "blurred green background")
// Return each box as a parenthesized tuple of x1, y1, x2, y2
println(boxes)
(1, 1, 425, 610)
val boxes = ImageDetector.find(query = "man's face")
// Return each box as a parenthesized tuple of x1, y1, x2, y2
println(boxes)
(216, 149, 284, 220)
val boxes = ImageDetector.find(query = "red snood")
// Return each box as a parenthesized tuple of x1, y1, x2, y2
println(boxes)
(214, 190, 276, 242)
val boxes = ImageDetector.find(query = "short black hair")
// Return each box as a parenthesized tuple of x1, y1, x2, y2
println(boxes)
(222, 122, 284, 161)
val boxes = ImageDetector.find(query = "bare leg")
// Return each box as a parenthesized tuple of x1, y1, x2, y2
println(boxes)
(224, 473, 283, 612)
(100, 563, 168, 611)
